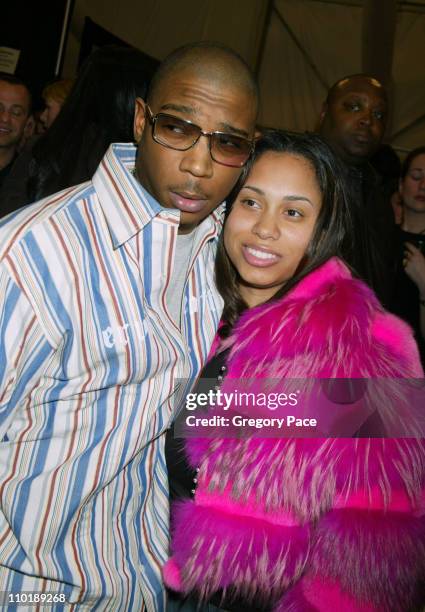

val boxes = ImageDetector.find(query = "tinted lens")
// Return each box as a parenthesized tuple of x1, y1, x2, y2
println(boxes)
(211, 133, 252, 167)
(154, 114, 200, 149)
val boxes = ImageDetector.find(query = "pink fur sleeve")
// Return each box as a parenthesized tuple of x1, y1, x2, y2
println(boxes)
(372, 311, 424, 377)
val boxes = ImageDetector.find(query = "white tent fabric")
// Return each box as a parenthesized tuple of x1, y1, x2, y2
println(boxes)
(392, 9, 425, 151)
(63, 0, 269, 76)
(257, 0, 425, 153)
(257, 0, 362, 132)
(63, 0, 425, 153)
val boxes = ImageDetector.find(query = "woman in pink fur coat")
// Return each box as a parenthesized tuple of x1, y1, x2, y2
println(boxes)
(164, 130, 425, 611)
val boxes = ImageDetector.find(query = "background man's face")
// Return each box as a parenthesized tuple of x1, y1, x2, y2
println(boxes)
(0, 81, 31, 151)
(133, 68, 257, 233)
(320, 78, 387, 165)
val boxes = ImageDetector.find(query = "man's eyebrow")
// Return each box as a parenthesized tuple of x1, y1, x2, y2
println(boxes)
(217, 122, 250, 138)
(344, 93, 387, 106)
(6, 104, 26, 111)
(160, 103, 195, 115)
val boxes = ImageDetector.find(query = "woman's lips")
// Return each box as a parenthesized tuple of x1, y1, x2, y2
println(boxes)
(169, 191, 208, 213)
(242, 245, 281, 267)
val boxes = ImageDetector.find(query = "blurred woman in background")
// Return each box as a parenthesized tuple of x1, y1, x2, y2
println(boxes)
(39, 78, 74, 131)
(391, 146, 425, 366)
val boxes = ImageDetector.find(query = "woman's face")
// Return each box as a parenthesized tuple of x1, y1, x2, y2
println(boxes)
(40, 97, 62, 130)
(400, 153, 425, 214)
(224, 151, 322, 307)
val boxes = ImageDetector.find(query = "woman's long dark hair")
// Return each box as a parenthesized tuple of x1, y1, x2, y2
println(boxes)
(28, 45, 158, 201)
(215, 128, 356, 336)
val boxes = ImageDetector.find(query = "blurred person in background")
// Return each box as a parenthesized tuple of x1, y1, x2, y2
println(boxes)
(0, 73, 32, 191)
(318, 74, 396, 307)
(39, 78, 74, 130)
(27, 45, 157, 202)
(390, 146, 425, 365)
(0, 45, 157, 216)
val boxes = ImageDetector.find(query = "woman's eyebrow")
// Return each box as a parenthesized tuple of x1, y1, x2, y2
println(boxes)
(242, 186, 314, 206)
(283, 195, 314, 206)
(242, 185, 264, 196)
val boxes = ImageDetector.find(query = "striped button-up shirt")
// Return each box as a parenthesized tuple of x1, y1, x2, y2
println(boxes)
(0, 143, 224, 610)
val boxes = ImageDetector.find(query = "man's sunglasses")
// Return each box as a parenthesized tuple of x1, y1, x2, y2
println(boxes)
(145, 105, 254, 168)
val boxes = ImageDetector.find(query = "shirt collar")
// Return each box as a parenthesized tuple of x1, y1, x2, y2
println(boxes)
(93, 143, 224, 248)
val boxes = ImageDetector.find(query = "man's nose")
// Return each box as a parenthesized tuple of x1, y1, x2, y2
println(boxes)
(0, 109, 11, 124)
(179, 135, 214, 179)
(358, 110, 373, 127)
(360, 113, 372, 125)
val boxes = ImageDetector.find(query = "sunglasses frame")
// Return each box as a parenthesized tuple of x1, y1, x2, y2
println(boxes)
(145, 105, 254, 168)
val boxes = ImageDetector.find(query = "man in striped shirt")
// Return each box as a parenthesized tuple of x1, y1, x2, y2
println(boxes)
(0, 43, 258, 610)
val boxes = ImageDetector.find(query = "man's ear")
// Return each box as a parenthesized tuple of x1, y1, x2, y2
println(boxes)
(23, 114, 35, 138)
(317, 102, 328, 131)
(134, 97, 147, 143)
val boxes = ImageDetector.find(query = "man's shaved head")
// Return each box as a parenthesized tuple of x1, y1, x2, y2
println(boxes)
(147, 42, 259, 118)
(326, 74, 387, 106)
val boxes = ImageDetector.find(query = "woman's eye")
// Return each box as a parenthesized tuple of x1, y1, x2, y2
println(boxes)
(285, 209, 302, 218)
(242, 198, 260, 209)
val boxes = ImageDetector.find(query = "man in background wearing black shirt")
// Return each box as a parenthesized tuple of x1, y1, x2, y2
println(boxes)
(318, 74, 395, 306)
